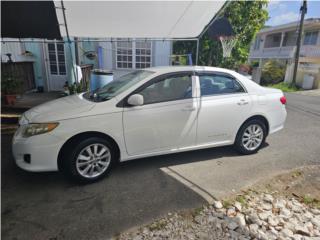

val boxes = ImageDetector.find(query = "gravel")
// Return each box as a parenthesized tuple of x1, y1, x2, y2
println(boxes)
(117, 193, 320, 240)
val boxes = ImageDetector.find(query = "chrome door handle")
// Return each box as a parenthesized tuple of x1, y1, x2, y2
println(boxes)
(181, 107, 196, 111)
(237, 99, 249, 106)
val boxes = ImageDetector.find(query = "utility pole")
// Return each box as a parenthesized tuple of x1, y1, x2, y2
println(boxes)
(292, 0, 307, 86)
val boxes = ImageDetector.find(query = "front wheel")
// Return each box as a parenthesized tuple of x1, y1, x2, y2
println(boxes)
(63, 137, 115, 183)
(234, 119, 267, 155)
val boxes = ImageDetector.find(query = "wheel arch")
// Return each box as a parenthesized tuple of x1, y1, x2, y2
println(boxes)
(57, 131, 121, 171)
(237, 115, 270, 138)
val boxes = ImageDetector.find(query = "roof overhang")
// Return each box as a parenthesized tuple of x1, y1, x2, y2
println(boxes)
(1, 1, 61, 39)
(55, 1, 226, 39)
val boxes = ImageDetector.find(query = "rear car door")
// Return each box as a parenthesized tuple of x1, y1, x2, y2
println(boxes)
(196, 72, 252, 145)
(122, 72, 198, 156)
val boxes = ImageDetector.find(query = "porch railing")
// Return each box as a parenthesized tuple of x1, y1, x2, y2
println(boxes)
(80, 64, 93, 91)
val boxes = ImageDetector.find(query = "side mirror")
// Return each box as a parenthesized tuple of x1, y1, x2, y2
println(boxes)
(127, 94, 144, 106)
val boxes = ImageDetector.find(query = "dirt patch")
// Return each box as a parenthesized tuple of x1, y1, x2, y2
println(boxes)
(249, 165, 320, 209)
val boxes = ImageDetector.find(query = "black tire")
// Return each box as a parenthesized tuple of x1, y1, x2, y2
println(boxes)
(234, 119, 267, 155)
(62, 137, 115, 183)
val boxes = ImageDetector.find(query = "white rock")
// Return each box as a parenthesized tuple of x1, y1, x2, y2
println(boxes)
(280, 228, 293, 238)
(264, 194, 274, 203)
(268, 216, 279, 227)
(310, 208, 320, 215)
(133, 235, 143, 240)
(261, 203, 273, 211)
(305, 222, 314, 232)
(227, 207, 237, 217)
(235, 213, 246, 227)
(247, 212, 259, 223)
(311, 217, 320, 229)
(274, 199, 287, 209)
(280, 207, 292, 218)
(304, 211, 313, 220)
(265, 231, 277, 240)
(234, 201, 242, 212)
(314, 229, 320, 237)
(213, 201, 223, 209)
(295, 225, 311, 236)
(292, 199, 303, 207)
(256, 229, 268, 240)
(249, 223, 259, 234)
(291, 234, 303, 240)
(258, 211, 272, 221)
(228, 221, 238, 230)
(292, 205, 303, 213)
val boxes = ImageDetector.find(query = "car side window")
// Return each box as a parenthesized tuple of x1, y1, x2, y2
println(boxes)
(199, 74, 245, 96)
(138, 74, 192, 105)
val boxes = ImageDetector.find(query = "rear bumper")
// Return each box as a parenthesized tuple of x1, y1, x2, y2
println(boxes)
(12, 130, 63, 172)
(269, 107, 287, 134)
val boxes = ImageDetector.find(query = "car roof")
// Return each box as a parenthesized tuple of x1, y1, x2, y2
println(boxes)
(146, 66, 236, 75)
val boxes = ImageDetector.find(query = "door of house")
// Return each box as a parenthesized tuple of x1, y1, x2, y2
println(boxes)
(47, 42, 67, 91)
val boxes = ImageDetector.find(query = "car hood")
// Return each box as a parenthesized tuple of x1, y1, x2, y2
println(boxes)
(23, 94, 96, 123)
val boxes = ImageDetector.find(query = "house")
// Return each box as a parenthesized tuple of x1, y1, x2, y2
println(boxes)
(1, 38, 172, 92)
(249, 18, 320, 89)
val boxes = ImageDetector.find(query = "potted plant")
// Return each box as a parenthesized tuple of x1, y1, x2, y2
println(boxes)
(1, 74, 22, 105)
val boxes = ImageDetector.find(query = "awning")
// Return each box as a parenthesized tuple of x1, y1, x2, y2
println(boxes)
(56, 1, 226, 39)
(1, 1, 61, 39)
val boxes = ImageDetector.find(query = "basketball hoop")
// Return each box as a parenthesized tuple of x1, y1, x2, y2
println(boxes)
(219, 35, 237, 58)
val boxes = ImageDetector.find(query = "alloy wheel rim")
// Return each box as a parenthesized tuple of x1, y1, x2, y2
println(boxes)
(242, 124, 263, 151)
(76, 143, 111, 178)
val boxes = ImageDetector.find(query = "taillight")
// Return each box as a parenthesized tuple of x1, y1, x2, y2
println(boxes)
(280, 96, 286, 105)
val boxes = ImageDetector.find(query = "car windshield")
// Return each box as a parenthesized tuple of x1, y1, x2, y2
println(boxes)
(86, 70, 154, 102)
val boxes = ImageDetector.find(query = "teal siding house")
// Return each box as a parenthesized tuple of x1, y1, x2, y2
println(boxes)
(1, 38, 172, 92)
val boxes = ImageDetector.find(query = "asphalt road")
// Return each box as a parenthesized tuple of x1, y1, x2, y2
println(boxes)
(1, 92, 320, 240)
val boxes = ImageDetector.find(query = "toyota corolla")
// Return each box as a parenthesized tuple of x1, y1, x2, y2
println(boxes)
(12, 66, 287, 183)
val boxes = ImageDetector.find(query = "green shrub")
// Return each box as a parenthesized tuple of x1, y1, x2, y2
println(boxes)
(261, 60, 286, 85)
(268, 82, 300, 92)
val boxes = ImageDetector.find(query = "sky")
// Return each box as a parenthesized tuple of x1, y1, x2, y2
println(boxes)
(266, 0, 320, 26)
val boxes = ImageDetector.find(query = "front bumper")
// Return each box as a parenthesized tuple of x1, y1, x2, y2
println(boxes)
(12, 129, 64, 172)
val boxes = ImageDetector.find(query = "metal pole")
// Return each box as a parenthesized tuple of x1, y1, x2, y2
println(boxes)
(61, 0, 78, 87)
(196, 38, 199, 65)
(292, 0, 307, 86)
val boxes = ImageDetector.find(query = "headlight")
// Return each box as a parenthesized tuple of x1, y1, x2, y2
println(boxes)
(21, 123, 59, 137)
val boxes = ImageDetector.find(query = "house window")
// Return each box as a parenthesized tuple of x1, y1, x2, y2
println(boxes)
(264, 33, 282, 48)
(48, 43, 66, 75)
(116, 39, 152, 69)
(303, 31, 318, 45)
(253, 36, 261, 50)
(135, 41, 151, 69)
(283, 31, 297, 46)
(116, 41, 133, 69)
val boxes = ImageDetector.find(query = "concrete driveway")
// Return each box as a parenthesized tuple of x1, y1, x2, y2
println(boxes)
(1, 92, 320, 240)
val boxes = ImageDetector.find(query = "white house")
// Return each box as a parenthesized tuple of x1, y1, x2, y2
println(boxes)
(1, 38, 172, 92)
(249, 18, 320, 89)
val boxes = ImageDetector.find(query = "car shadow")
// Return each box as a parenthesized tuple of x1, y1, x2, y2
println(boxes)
(2, 131, 269, 188)
(1, 133, 269, 240)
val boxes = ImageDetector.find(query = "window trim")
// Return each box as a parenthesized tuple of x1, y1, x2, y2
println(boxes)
(115, 40, 152, 70)
(47, 42, 66, 76)
(196, 71, 247, 97)
(116, 71, 195, 107)
(303, 31, 318, 46)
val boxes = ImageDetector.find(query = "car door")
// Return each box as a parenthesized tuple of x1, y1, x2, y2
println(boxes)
(122, 72, 198, 156)
(196, 72, 252, 145)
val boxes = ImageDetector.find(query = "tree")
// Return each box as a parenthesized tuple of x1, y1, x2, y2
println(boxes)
(173, 1, 268, 69)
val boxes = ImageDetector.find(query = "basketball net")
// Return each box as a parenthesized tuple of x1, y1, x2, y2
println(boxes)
(219, 36, 237, 58)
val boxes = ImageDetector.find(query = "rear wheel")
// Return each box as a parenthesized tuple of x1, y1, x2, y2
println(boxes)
(234, 119, 267, 155)
(62, 137, 115, 183)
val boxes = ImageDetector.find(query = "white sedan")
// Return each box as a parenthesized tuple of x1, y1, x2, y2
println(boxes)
(13, 66, 287, 183)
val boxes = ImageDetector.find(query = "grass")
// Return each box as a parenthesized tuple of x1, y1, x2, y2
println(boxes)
(268, 82, 300, 92)
(148, 219, 168, 231)
(302, 195, 320, 209)
(291, 170, 303, 178)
